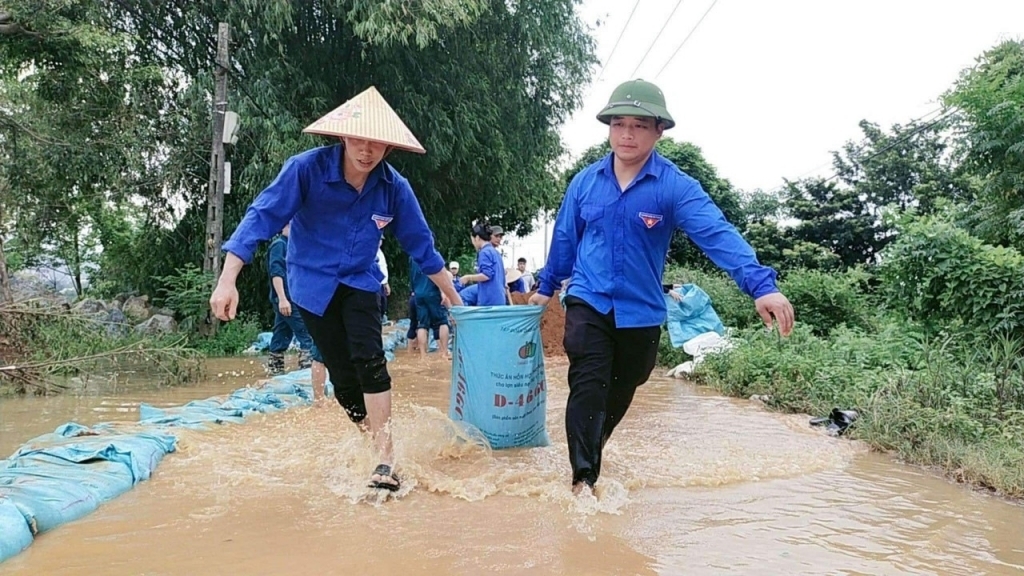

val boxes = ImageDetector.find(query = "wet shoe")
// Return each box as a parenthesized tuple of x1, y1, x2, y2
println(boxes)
(266, 352, 285, 376)
(810, 408, 859, 436)
(367, 464, 401, 491)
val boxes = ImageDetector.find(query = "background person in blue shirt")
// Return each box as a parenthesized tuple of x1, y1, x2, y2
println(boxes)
(529, 79, 795, 496)
(516, 257, 535, 293)
(458, 283, 480, 306)
(405, 292, 442, 352)
(409, 254, 451, 360)
(459, 224, 507, 306)
(210, 86, 463, 493)
(448, 261, 463, 292)
(266, 222, 315, 375)
(508, 263, 526, 294)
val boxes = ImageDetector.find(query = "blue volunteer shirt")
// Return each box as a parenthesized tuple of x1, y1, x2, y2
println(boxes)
(267, 235, 289, 303)
(459, 284, 480, 306)
(222, 144, 445, 316)
(538, 151, 778, 328)
(409, 256, 440, 302)
(475, 244, 506, 306)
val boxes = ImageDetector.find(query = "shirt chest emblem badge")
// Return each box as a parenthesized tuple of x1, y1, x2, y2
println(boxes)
(371, 214, 393, 229)
(638, 212, 663, 229)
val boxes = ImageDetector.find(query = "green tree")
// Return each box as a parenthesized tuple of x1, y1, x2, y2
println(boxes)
(94, 0, 596, 320)
(834, 119, 964, 216)
(784, 178, 875, 268)
(0, 0, 596, 325)
(944, 39, 1024, 249)
(783, 117, 962, 269)
(0, 0, 174, 296)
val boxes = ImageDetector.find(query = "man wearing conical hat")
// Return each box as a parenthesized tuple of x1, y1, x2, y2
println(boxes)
(529, 79, 795, 496)
(211, 87, 463, 493)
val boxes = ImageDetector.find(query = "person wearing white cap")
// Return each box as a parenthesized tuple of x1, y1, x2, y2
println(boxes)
(210, 86, 463, 493)
(448, 261, 463, 292)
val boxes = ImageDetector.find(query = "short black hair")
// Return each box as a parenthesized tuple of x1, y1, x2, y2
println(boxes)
(517, 257, 526, 264)
(472, 223, 492, 241)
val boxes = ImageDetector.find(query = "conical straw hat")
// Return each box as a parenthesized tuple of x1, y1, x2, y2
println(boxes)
(505, 268, 523, 284)
(302, 86, 426, 154)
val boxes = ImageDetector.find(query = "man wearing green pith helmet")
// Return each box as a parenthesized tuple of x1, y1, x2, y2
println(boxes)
(530, 79, 796, 495)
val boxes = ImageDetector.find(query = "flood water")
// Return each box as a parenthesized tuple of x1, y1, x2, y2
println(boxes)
(1, 353, 1022, 575)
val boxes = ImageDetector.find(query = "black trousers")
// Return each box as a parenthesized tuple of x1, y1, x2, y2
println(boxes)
(562, 296, 660, 487)
(298, 284, 391, 423)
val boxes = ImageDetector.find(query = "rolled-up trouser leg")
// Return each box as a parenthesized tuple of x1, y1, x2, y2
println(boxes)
(298, 287, 365, 422)
(339, 285, 391, 394)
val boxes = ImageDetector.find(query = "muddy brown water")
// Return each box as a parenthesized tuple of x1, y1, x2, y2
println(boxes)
(0, 354, 1022, 575)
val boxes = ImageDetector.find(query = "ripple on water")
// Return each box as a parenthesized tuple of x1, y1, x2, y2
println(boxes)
(154, 367, 860, 525)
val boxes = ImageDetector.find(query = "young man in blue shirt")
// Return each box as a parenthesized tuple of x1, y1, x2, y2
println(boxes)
(409, 254, 451, 360)
(210, 87, 463, 492)
(530, 79, 795, 496)
(460, 224, 507, 306)
(266, 222, 315, 375)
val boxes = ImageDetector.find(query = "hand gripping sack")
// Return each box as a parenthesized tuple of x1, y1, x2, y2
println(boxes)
(449, 305, 550, 449)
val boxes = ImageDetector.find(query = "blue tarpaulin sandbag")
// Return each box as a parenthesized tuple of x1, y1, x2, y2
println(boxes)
(0, 423, 177, 535)
(0, 469, 99, 535)
(449, 305, 549, 450)
(138, 381, 311, 429)
(0, 497, 33, 562)
(0, 370, 325, 565)
(665, 284, 726, 348)
(9, 425, 176, 485)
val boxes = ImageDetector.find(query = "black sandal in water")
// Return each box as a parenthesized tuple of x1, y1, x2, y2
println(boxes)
(367, 464, 401, 492)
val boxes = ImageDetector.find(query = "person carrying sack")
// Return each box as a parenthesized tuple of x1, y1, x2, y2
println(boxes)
(210, 86, 463, 493)
(530, 79, 795, 495)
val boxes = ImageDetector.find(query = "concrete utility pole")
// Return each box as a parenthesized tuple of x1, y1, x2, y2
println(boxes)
(203, 22, 230, 335)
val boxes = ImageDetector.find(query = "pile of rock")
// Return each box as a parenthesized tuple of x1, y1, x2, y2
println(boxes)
(71, 294, 178, 336)
(6, 272, 178, 336)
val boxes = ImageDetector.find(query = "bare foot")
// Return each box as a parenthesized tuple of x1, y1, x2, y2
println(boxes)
(572, 482, 594, 497)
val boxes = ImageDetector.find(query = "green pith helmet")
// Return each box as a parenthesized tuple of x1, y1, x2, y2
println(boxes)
(596, 79, 675, 130)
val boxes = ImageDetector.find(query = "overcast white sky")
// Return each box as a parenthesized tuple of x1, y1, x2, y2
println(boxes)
(504, 0, 1024, 271)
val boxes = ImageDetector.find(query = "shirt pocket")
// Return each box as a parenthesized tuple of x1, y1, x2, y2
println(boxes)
(580, 204, 606, 236)
(350, 212, 392, 266)
(631, 209, 667, 231)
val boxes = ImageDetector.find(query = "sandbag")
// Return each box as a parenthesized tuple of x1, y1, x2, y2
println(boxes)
(0, 469, 99, 535)
(0, 424, 178, 535)
(0, 497, 33, 563)
(0, 370, 321, 566)
(449, 305, 550, 449)
(665, 284, 726, 348)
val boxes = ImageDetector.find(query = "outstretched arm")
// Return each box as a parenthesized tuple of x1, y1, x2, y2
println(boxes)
(673, 180, 794, 335)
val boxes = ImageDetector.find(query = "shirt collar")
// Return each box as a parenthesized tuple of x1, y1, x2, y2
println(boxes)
(598, 149, 663, 183)
(324, 143, 395, 186)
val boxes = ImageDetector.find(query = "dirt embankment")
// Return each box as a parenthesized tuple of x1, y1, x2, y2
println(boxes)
(510, 290, 565, 357)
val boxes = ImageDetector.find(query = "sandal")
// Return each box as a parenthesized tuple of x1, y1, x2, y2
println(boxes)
(367, 464, 401, 492)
